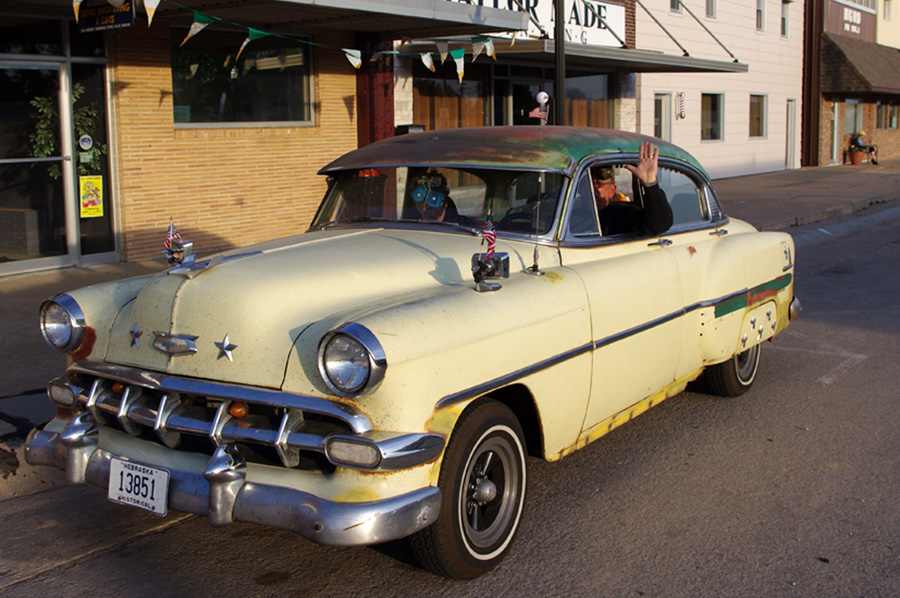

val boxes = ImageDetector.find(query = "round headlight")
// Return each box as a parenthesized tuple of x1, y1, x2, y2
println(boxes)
(318, 323, 387, 398)
(322, 334, 370, 394)
(40, 295, 86, 352)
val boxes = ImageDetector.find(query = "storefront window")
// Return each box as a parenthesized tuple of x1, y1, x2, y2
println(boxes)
(845, 99, 862, 134)
(171, 30, 312, 125)
(0, 18, 62, 55)
(879, 102, 900, 129)
(567, 75, 610, 128)
(413, 62, 489, 130)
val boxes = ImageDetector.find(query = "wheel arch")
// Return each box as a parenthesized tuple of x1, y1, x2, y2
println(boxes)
(482, 384, 543, 459)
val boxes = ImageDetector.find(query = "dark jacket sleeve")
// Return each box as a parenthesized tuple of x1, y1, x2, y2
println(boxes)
(638, 183, 673, 236)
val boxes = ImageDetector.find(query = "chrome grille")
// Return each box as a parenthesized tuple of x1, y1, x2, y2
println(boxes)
(64, 362, 371, 469)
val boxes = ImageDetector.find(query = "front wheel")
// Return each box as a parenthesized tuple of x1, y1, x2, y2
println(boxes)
(410, 399, 527, 579)
(703, 343, 761, 397)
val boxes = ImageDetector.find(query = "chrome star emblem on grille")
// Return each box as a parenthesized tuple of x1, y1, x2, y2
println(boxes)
(130, 324, 142, 348)
(215, 334, 237, 362)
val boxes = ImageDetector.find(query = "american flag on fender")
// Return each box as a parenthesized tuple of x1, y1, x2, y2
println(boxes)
(483, 221, 496, 258)
(163, 221, 182, 250)
(528, 106, 548, 121)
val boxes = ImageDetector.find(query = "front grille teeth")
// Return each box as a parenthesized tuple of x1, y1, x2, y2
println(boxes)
(73, 375, 345, 468)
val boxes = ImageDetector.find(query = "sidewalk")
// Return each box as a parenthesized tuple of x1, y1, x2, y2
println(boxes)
(2, 159, 900, 498)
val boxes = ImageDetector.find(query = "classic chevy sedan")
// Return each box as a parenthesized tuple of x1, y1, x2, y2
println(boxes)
(27, 127, 799, 579)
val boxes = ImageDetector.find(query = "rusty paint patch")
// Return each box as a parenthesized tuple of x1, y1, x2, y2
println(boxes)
(554, 370, 700, 460)
(70, 326, 97, 362)
(542, 271, 565, 283)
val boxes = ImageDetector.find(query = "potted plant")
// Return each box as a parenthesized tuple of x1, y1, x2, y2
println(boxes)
(848, 146, 866, 165)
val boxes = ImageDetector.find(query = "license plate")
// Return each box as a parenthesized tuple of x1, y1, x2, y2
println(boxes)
(108, 458, 169, 516)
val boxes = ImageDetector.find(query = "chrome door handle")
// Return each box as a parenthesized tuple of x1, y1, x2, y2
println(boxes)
(647, 239, 673, 247)
(709, 229, 728, 236)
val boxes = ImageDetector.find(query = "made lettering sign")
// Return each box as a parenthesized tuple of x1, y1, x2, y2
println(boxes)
(78, 0, 135, 33)
(450, 0, 626, 47)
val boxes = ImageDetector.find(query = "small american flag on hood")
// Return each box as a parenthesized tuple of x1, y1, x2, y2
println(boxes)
(164, 221, 182, 250)
(483, 221, 496, 258)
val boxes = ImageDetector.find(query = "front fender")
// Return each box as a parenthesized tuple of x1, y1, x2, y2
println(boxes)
(282, 267, 592, 456)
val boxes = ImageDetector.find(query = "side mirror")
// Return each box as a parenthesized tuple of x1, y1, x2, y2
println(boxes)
(471, 252, 509, 292)
(164, 237, 195, 266)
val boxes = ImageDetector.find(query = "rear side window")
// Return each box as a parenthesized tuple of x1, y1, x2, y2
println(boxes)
(656, 168, 709, 227)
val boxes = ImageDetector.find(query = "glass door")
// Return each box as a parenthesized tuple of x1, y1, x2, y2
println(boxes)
(71, 62, 115, 260)
(0, 63, 72, 271)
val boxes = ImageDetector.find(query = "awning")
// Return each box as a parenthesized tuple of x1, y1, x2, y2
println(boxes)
(821, 33, 900, 96)
(0, 0, 529, 39)
(495, 39, 748, 73)
(408, 38, 748, 74)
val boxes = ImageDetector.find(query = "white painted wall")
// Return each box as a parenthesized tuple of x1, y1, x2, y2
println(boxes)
(636, 0, 805, 178)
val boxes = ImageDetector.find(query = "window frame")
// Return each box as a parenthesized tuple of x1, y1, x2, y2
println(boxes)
(781, 1, 790, 36)
(701, 93, 725, 141)
(561, 156, 723, 247)
(170, 28, 315, 129)
(749, 94, 767, 138)
(706, 0, 717, 19)
(756, 0, 766, 31)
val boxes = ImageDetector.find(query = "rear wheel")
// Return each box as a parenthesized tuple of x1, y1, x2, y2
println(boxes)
(703, 343, 761, 397)
(410, 399, 527, 579)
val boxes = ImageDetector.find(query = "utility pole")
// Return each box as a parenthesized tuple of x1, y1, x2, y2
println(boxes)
(555, 0, 566, 125)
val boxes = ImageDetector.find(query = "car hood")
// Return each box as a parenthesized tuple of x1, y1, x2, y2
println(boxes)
(103, 227, 508, 389)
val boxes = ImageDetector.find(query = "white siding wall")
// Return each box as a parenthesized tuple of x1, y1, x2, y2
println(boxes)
(636, 0, 805, 178)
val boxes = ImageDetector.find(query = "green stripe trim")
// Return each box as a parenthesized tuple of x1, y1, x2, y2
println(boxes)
(714, 273, 792, 318)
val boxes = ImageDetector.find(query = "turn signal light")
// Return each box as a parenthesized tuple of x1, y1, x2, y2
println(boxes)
(229, 401, 248, 419)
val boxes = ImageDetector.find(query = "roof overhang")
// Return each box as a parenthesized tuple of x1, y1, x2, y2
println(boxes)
(821, 33, 900, 96)
(489, 39, 749, 74)
(0, 0, 529, 39)
(406, 37, 748, 74)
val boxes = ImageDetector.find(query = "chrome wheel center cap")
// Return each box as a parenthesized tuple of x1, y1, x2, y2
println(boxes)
(473, 477, 498, 503)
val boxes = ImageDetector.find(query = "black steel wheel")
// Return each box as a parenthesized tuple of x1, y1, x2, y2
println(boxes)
(410, 399, 527, 579)
(703, 343, 761, 397)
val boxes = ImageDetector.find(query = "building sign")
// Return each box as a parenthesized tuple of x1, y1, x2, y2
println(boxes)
(77, 0, 135, 33)
(449, 0, 627, 47)
(824, 0, 876, 42)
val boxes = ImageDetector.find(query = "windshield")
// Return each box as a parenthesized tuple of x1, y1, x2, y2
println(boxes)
(313, 166, 566, 237)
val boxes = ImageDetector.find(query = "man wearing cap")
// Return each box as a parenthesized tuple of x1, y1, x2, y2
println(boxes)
(850, 130, 878, 165)
(590, 141, 673, 237)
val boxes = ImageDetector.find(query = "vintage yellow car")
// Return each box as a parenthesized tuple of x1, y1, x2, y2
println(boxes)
(27, 127, 799, 579)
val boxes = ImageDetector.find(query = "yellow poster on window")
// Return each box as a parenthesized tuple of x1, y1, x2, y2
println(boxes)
(80, 176, 103, 218)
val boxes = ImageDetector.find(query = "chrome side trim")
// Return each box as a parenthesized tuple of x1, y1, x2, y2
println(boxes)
(435, 286, 764, 409)
(68, 362, 371, 434)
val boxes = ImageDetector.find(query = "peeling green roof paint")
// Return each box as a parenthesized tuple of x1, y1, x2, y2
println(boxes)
(319, 126, 707, 179)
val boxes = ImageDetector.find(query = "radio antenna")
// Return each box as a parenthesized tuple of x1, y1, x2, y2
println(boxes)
(527, 90, 549, 276)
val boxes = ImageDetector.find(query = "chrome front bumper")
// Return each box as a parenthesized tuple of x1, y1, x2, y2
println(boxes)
(25, 415, 442, 546)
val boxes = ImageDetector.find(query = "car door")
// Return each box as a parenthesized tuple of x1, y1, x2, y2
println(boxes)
(649, 162, 736, 382)
(558, 163, 684, 434)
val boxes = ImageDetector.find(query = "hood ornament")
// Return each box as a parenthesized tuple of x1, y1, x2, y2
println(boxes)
(153, 332, 199, 356)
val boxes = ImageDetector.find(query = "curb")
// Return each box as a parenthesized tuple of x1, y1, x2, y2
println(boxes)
(0, 439, 66, 502)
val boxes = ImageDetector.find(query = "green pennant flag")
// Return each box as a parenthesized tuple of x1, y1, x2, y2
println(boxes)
(450, 47, 465, 83)
(236, 28, 270, 60)
(180, 12, 217, 46)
